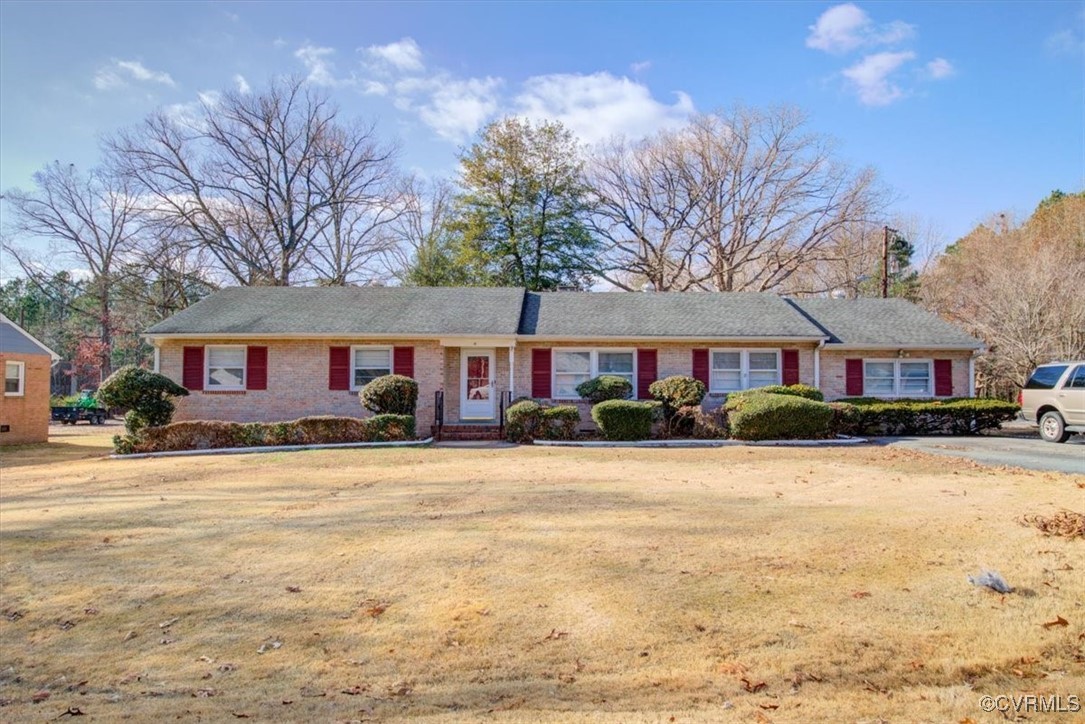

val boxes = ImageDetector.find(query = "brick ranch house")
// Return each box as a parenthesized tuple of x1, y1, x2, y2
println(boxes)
(144, 287, 983, 436)
(1, 312, 60, 445)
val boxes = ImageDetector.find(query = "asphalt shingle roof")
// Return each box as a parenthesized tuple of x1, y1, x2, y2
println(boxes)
(788, 298, 983, 348)
(0, 317, 57, 357)
(518, 291, 825, 338)
(144, 287, 527, 336)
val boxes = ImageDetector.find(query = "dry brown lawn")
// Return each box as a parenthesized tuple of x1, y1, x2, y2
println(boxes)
(1, 428, 1082, 722)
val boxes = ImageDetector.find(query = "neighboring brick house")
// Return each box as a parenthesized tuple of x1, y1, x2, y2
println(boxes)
(144, 287, 984, 435)
(1, 313, 60, 445)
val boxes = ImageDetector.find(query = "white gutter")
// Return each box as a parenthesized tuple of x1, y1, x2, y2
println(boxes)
(822, 343, 985, 351)
(508, 346, 515, 398)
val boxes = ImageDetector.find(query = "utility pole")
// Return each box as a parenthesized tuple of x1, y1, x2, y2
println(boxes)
(881, 225, 899, 299)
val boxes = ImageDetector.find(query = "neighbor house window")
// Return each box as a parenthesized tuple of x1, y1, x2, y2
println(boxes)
(553, 349, 635, 399)
(710, 349, 780, 393)
(352, 346, 392, 389)
(863, 359, 932, 397)
(206, 346, 246, 389)
(5, 361, 25, 396)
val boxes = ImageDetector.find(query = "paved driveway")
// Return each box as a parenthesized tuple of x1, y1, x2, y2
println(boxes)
(882, 433, 1085, 475)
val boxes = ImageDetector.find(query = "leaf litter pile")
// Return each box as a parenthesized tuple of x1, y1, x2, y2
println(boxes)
(1019, 509, 1085, 539)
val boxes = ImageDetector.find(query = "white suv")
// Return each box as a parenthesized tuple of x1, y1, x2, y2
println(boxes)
(1019, 362, 1085, 443)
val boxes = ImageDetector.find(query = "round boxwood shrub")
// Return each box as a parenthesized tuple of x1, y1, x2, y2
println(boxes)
(360, 374, 418, 415)
(576, 375, 633, 404)
(505, 400, 542, 443)
(591, 399, 654, 441)
(540, 405, 581, 440)
(97, 366, 189, 434)
(649, 375, 707, 410)
(725, 392, 833, 441)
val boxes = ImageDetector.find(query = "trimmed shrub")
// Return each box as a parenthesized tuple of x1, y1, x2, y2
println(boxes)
(732, 384, 824, 402)
(504, 401, 580, 442)
(505, 400, 543, 443)
(576, 375, 633, 404)
(672, 405, 729, 439)
(725, 392, 833, 441)
(834, 397, 1019, 436)
(120, 414, 416, 454)
(827, 402, 861, 437)
(540, 405, 580, 440)
(360, 374, 418, 416)
(649, 375, 707, 410)
(97, 366, 189, 434)
(591, 399, 654, 441)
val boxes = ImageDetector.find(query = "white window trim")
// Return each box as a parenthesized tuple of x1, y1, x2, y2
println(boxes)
(708, 348, 782, 394)
(862, 358, 934, 398)
(205, 344, 247, 391)
(552, 348, 637, 400)
(4, 361, 25, 397)
(350, 345, 393, 392)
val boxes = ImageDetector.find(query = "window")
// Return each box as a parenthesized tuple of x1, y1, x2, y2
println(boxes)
(553, 349, 635, 399)
(352, 347, 392, 389)
(1025, 364, 1068, 390)
(709, 349, 780, 393)
(206, 346, 246, 389)
(1068, 366, 1085, 389)
(863, 359, 932, 397)
(5, 361, 25, 396)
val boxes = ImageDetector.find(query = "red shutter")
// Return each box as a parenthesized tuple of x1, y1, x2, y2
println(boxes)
(531, 348, 552, 398)
(692, 349, 709, 387)
(246, 346, 267, 390)
(636, 349, 657, 400)
(782, 349, 800, 386)
(329, 346, 351, 391)
(845, 359, 864, 397)
(934, 359, 953, 397)
(393, 346, 415, 378)
(182, 346, 204, 391)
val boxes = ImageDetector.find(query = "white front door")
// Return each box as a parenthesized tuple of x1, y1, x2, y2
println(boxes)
(461, 349, 496, 420)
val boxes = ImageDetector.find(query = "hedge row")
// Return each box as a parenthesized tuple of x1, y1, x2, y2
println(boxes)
(505, 401, 580, 443)
(115, 414, 416, 454)
(725, 392, 834, 441)
(834, 397, 1019, 436)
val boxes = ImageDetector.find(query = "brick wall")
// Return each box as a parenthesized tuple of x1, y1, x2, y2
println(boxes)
(820, 349, 973, 400)
(0, 352, 51, 445)
(513, 341, 819, 425)
(159, 339, 444, 427)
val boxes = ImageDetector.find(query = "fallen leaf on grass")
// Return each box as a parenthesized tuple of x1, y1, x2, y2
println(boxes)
(256, 639, 283, 654)
(1042, 616, 1069, 629)
(31, 690, 50, 703)
(83, 608, 98, 616)
(159, 618, 178, 629)
(386, 681, 412, 697)
(341, 685, 369, 695)
(59, 621, 76, 630)
(285, 586, 301, 593)
(760, 703, 780, 710)
(741, 678, 767, 693)
(542, 629, 569, 641)
(851, 591, 872, 599)
(193, 688, 215, 698)
(123, 631, 137, 642)
(218, 664, 236, 673)
(57, 706, 85, 717)
(359, 599, 388, 618)
(231, 713, 250, 719)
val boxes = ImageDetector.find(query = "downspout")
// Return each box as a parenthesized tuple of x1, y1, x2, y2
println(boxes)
(968, 349, 978, 398)
(814, 338, 826, 391)
(508, 346, 515, 399)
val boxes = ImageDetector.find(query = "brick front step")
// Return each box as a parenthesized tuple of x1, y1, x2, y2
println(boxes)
(432, 424, 504, 441)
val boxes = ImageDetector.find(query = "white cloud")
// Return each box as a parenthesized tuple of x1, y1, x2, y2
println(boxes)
(806, 3, 914, 54)
(1046, 28, 1084, 56)
(925, 57, 954, 79)
(361, 80, 389, 96)
(234, 74, 252, 94)
(295, 44, 341, 86)
(842, 51, 915, 106)
(515, 72, 694, 144)
(630, 60, 652, 74)
(164, 91, 221, 129)
(395, 75, 503, 142)
(93, 59, 176, 90)
(363, 38, 424, 72)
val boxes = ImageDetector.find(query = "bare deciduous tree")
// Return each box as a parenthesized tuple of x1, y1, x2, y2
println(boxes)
(2, 162, 144, 375)
(109, 77, 399, 286)
(921, 193, 1085, 398)
(588, 107, 888, 292)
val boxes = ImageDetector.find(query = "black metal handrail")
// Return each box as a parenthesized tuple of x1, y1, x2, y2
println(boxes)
(498, 389, 512, 438)
(434, 390, 444, 442)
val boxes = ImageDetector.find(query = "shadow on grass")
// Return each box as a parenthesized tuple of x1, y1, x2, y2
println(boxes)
(0, 439, 114, 469)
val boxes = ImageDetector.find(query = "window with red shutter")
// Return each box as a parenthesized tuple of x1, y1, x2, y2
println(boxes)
(636, 349, 657, 400)
(692, 349, 709, 387)
(393, 346, 415, 378)
(329, 347, 351, 390)
(531, 348, 551, 398)
(182, 346, 204, 391)
(782, 349, 800, 386)
(845, 358, 864, 396)
(247, 346, 268, 390)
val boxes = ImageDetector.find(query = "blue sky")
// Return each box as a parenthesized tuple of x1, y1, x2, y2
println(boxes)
(1, 0, 1082, 253)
